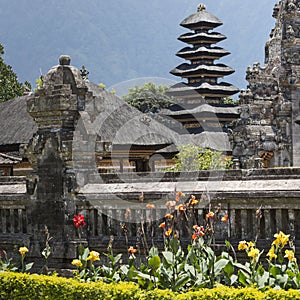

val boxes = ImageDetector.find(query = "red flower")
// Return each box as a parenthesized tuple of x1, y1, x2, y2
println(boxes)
(73, 214, 86, 228)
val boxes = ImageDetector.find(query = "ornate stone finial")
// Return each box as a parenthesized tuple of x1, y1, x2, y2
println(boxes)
(197, 3, 206, 11)
(59, 55, 71, 66)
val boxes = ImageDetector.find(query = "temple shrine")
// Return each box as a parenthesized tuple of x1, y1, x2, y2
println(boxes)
(162, 4, 239, 136)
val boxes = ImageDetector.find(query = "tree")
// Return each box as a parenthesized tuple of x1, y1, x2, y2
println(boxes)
(123, 82, 173, 113)
(0, 43, 26, 103)
(170, 144, 232, 171)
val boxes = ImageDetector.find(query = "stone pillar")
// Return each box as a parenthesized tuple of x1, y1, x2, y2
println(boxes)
(25, 55, 88, 266)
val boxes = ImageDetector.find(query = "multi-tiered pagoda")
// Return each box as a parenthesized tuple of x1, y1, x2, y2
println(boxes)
(162, 4, 239, 136)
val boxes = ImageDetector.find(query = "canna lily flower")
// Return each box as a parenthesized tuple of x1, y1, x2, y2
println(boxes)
(165, 201, 176, 207)
(128, 246, 137, 254)
(165, 229, 172, 237)
(266, 246, 277, 260)
(146, 204, 155, 209)
(190, 195, 199, 205)
(19, 247, 29, 256)
(159, 222, 165, 229)
(206, 211, 214, 219)
(87, 251, 100, 262)
(273, 231, 290, 249)
(165, 213, 174, 219)
(193, 225, 205, 239)
(238, 240, 248, 251)
(248, 247, 260, 259)
(73, 214, 86, 228)
(71, 259, 83, 268)
(221, 214, 229, 222)
(175, 204, 185, 212)
(247, 241, 255, 248)
(284, 250, 295, 262)
(175, 191, 185, 201)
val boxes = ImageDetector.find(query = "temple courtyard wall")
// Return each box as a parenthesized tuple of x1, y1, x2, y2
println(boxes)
(0, 168, 300, 269)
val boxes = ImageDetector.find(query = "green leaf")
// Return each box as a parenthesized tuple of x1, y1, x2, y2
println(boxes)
(214, 258, 229, 276)
(257, 270, 269, 289)
(185, 264, 196, 278)
(25, 262, 34, 272)
(237, 270, 250, 287)
(162, 251, 174, 266)
(170, 238, 180, 253)
(148, 256, 161, 272)
(81, 248, 90, 261)
(269, 265, 281, 277)
(223, 261, 235, 277)
(149, 246, 159, 257)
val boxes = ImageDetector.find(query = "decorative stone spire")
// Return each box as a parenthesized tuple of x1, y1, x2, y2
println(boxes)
(59, 55, 71, 66)
(197, 3, 206, 11)
(25, 56, 89, 258)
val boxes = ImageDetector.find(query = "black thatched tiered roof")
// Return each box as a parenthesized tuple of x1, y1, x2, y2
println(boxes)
(162, 3, 239, 138)
(167, 4, 238, 102)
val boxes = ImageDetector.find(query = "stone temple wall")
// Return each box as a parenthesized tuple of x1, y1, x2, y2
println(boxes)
(232, 0, 300, 169)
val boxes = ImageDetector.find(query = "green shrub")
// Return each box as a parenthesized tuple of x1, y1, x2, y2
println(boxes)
(1, 272, 300, 300)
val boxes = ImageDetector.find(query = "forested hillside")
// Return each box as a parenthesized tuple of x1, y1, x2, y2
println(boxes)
(0, 0, 276, 92)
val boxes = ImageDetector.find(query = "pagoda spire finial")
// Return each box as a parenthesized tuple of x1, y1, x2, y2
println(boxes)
(197, 3, 206, 12)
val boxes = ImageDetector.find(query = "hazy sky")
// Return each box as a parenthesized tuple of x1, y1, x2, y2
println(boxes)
(0, 0, 277, 91)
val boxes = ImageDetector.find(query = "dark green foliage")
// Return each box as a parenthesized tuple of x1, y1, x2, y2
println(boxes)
(123, 82, 172, 113)
(0, 43, 26, 103)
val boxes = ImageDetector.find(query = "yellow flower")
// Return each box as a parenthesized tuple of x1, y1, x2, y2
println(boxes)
(238, 241, 248, 251)
(165, 229, 172, 237)
(87, 251, 100, 262)
(266, 246, 277, 260)
(273, 231, 290, 249)
(248, 247, 260, 259)
(191, 199, 199, 205)
(71, 259, 83, 268)
(284, 250, 295, 262)
(19, 247, 29, 256)
(247, 241, 255, 248)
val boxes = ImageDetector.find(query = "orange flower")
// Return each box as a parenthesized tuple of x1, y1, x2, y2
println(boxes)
(165, 213, 174, 219)
(159, 222, 165, 229)
(128, 246, 137, 254)
(175, 191, 185, 201)
(193, 225, 205, 231)
(206, 211, 214, 219)
(221, 214, 229, 222)
(175, 204, 185, 211)
(173, 233, 179, 239)
(165, 229, 172, 237)
(191, 198, 199, 205)
(165, 201, 176, 207)
(146, 204, 155, 209)
(192, 233, 198, 240)
(199, 230, 205, 237)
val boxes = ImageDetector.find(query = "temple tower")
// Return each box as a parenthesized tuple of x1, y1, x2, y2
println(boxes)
(232, 0, 300, 168)
(162, 4, 239, 137)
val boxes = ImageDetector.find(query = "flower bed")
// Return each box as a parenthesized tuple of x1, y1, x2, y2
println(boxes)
(1, 271, 300, 300)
